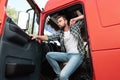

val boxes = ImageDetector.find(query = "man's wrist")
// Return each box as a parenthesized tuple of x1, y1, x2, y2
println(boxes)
(36, 35, 39, 39)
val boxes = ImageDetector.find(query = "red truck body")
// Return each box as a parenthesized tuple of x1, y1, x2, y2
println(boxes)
(0, 0, 120, 80)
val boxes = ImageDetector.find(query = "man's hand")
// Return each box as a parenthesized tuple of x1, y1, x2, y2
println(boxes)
(29, 34, 38, 40)
(70, 18, 78, 26)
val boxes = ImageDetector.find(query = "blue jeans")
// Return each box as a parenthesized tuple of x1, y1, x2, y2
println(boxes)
(46, 52, 84, 80)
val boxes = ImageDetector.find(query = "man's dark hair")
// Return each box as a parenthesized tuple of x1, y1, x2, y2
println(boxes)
(56, 15, 70, 26)
(56, 15, 68, 21)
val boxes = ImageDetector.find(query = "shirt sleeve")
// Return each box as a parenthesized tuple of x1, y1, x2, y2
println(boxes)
(71, 20, 84, 30)
(48, 30, 61, 41)
(70, 20, 84, 39)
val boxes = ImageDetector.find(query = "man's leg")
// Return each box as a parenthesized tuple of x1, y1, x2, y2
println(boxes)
(60, 53, 84, 80)
(46, 52, 68, 75)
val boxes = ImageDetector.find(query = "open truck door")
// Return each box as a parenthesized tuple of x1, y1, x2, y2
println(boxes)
(0, 0, 42, 80)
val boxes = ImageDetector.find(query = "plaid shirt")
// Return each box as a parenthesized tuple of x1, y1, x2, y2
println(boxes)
(48, 20, 85, 55)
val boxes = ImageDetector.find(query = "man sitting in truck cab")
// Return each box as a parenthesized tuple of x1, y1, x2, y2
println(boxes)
(30, 13, 84, 80)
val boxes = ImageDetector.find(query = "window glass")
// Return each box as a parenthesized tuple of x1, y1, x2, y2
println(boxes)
(6, 0, 39, 35)
(6, 0, 31, 24)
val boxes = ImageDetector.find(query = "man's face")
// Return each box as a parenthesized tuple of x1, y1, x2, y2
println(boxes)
(57, 17, 67, 29)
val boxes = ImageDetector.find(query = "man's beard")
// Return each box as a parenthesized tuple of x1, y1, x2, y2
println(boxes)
(60, 26, 65, 30)
(60, 24, 66, 30)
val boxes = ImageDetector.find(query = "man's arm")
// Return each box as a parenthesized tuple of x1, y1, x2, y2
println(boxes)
(29, 34, 48, 41)
(29, 30, 61, 41)
(70, 14, 84, 26)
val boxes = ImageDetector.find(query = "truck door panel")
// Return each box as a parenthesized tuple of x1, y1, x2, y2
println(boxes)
(4, 19, 31, 47)
(0, 17, 42, 80)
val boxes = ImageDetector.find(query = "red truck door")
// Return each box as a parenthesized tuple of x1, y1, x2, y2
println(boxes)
(0, 0, 42, 80)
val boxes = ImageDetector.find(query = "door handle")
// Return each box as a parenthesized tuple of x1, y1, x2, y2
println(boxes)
(0, 20, 1, 24)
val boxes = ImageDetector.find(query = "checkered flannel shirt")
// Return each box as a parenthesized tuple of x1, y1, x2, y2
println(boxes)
(48, 20, 85, 55)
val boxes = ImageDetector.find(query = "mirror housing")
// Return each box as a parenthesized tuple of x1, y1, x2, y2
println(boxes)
(18, 12, 30, 30)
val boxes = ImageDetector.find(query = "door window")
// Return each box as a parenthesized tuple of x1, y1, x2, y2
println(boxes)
(6, 0, 40, 35)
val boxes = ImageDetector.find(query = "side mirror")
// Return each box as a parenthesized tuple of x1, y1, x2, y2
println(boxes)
(18, 12, 30, 30)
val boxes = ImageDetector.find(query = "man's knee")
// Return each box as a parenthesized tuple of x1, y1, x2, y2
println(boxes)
(46, 52, 53, 59)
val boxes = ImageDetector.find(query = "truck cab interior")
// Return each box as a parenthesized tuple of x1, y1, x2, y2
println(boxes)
(41, 3, 93, 80)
